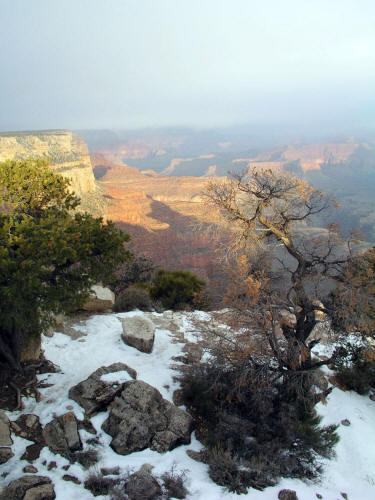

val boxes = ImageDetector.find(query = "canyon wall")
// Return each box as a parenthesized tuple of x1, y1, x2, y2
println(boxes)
(0, 130, 104, 216)
(92, 154, 229, 293)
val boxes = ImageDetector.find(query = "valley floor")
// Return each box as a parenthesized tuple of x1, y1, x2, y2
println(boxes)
(2, 310, 375, 499)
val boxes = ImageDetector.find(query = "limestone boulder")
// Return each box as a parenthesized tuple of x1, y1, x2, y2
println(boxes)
(0, 446, 14, 464)
(0, 476, 55, 500)
(0, 411, 12, 446)
(82, 285, 115, 312)
(11, 414, 43, 443)
(102, 380, 192, 455)
(42, 412, 81, 459)
(0, 411, 13, 464)
(68, 362, 137, 417)
(121, 315, 155, 353)
(11, 413, 45, 462)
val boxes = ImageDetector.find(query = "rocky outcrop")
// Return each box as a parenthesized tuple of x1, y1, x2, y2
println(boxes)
(68, 363, 137, 417)
(42, 412, 82, 458)
(0, 476, 55, 500)
(102, 380, 192, 455)
(82, 285, 115, 312)
(0, 130, 104, 216)
(0, 411, 13, 464)
(121, 315, 155, 353)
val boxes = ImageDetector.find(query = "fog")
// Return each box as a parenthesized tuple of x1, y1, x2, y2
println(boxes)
(1, 0, 374, 134)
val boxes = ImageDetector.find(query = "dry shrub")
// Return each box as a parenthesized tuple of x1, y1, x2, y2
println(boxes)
(114, 286, 153, 312)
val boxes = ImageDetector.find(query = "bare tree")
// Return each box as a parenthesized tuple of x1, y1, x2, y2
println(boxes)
(204, 168, 359, 378)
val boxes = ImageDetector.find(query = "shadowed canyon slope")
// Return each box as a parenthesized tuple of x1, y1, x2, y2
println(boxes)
(0, 130, 104, 215)
(92, 153, 229, 285)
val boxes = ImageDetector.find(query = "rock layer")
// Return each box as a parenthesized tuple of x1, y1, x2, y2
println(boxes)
(0, 130, 104, 216)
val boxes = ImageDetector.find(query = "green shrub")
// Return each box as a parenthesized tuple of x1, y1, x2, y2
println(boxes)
(179, 360, 339, 492)
(114, 286, 153, 312)
(150, 269, 207, 310)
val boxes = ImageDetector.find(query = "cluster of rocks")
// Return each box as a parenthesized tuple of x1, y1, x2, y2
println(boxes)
(0, 349, 193, 499)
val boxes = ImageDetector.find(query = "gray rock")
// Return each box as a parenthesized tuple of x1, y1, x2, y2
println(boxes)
(102, 380, 192, 455)
(42, 412, 81, 458)
(121, 315, 155, 353)
(341, 419, 351, 426)
(0, 411, 12, 446)
(11, 414, 43, 443)
(62, 474, 81, 485)
(22, 443, 45, 462)
(68, 362, 137, 417)
(23, 465, 38, 474)
(0, 476, 55, 500)
(82, 285, 115, 312)
(23, 484, 55, 500)
(278, 489, 298, 500)
(0, 446, 14, 464)
(125, 466, 162, 500)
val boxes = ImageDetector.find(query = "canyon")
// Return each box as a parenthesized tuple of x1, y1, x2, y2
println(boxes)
(1, 129, 374, 294)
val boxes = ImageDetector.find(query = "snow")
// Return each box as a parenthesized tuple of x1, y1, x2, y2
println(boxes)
(100, 371, 133, 384)
(2, 310, 375, 499)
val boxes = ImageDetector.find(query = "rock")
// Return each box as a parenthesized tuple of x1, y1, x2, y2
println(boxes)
(0, 447, 14, 464)
(82, 285, 115, 312)
(316, 495, 323, 499)
(0, 476, 55, 500)
(0, 411, 12, 446)
(172, 389, 185, 406)
(341, 419, 351, 426)
(181, 342, 203, 363)
(47, 462, 57, 471)
(22, 443, 45, 462)
(125, 466, 162, 500)
(102, 380, 192, 455)
(369, 393, 375, 402)
(42, 412, 82, 458)
(278, 490, 298, 500)
(68, 362, 136, 417)
(23, 484, 55, 500)
(341, 493, 348, 499)
(11, 414, 43, 443)
(23, 466, 38, 474)
(186, 449, 209, 464)
(62, 474, 81, 485)
(121, 315, 155, 353)
(101, 466, 120, 476)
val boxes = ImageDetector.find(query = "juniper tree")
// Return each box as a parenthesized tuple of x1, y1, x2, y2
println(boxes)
(204, 169, 362, 386)
(0, 158, 131, 372)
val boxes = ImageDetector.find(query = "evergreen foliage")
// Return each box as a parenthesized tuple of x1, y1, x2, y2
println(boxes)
(150, 269, 207, 310)
(0, 158, 130, 371)
(180, 359, 339, 493)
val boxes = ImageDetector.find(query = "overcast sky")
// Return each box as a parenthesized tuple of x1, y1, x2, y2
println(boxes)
(0, 0, 374, 132)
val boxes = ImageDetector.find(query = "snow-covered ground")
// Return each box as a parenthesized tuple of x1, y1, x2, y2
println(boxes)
(2, 310, 375, 499)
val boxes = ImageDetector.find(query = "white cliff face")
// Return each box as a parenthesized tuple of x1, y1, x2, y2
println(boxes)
(0, 130, 104, 216)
